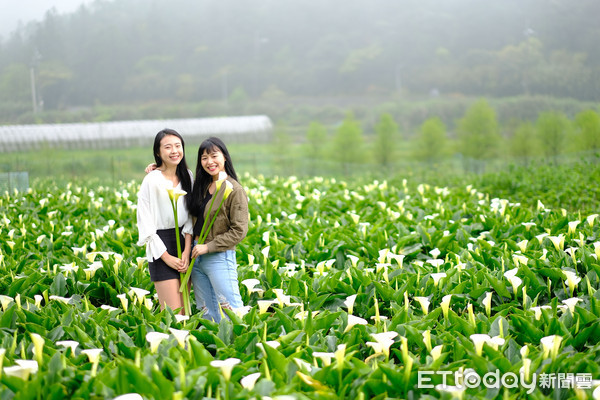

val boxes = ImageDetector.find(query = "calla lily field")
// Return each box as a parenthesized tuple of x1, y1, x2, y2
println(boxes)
(1, 165, 600, 399)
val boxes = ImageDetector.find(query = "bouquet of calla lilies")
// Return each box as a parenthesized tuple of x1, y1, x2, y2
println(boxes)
(178, 171, 234, 315)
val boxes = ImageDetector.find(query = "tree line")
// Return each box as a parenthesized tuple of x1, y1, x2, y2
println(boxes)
(0, 0, 599, 121)
(285, 100, 600, 175)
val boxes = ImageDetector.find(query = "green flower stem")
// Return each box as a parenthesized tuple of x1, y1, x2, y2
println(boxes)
(179, 257, 196, 291)
(170, 198, 192, 315)
(198, 196, 226, 244)
(178, 183, 227, 306)
(170, 201, 182, 257)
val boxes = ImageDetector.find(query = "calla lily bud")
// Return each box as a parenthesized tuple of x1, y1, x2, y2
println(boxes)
(223, 180, 234, 199)
(0, 348, 5, 376)
(116, 294, 128, 312)
(215, 171, 228, 192)
(441, 295, 452, 319)
(30, 333, 45, 365)
(422, 330, 432, 352)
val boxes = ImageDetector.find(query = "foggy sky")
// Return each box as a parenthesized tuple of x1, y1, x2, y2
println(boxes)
(0, 0, 92, 38)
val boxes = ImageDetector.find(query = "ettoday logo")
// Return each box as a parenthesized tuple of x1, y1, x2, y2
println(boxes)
(418, 370, 593, 393)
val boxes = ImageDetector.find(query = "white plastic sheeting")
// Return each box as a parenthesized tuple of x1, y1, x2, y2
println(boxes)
(0, 115, 272, 152)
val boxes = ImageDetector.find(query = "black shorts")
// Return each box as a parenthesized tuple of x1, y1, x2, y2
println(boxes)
(148, 227, 185, 282)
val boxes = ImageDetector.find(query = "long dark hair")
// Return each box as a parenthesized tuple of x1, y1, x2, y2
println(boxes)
(153, 128, 193, 210)
(190, 137, 238, 217)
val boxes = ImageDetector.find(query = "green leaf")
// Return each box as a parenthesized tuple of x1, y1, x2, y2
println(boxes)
(0, 304, 16, 329)
(510, 315, 543, 343)
(262, 341, 290, 378)
(188, 339, 214, 367)
(484, 273, 511, 298)
(49, 273, 67, 296)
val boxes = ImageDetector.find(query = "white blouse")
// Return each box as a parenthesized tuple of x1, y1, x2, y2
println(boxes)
(136, 170, 193, 262)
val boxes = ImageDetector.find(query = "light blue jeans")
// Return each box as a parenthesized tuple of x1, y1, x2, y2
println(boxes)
(191, 248, 243, 322)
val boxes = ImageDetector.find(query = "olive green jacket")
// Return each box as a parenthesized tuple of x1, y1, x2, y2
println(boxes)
(201, 177, 249, 253)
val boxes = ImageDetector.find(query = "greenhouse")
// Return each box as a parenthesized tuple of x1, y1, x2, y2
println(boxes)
(0, 115, 273, 152)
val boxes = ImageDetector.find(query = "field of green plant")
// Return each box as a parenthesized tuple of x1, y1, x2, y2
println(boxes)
(1, 164, 600, 399)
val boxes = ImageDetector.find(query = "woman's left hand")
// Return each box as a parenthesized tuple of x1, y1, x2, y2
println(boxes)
(182, 249, 191, 270)
(191, 243, 208, 258)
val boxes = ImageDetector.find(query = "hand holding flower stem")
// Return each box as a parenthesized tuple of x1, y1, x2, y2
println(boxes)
(166, 186, 191, 315)
(179, 173, 234, 312)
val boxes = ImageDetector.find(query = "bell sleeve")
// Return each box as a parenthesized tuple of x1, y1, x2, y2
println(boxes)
(136, 177, 167, 262)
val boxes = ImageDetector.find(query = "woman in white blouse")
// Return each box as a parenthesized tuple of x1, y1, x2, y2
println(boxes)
(136, 129, 194, 313)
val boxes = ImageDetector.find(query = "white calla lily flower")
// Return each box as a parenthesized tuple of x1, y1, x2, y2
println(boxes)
(146, 332, 169, 353)
(56, 340, 80, 354)
(210, 358, 240, 381)
(563, 271, 581, 296)
(169, 328, 190, 348)
(414, 296, 430, 315)
(128, 287, 150, 304)
(562, 297, 581, 314)
(540, 335, 562, 360)
(470, 334, 491, 356)
(344, 315, 368, 332)
(441, 294, 452, 319)
(344, 294, 357, 315)
(241, 372, 261, 390)
(431, 344, 444, 362)
(430, 272, 446, 286)
(81, 349, 102, 377)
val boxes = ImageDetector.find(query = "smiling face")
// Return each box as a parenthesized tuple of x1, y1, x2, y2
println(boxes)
(158, 134, 184, 168)
(200, 146, 226, 180)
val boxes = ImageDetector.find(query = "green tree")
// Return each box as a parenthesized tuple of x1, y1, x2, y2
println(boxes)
(573, 109, 600, 154)
(305, 121, 328, 176)
(273, 123, 293, 175)
(413, 117, 448, 163)
(0, 63, 30, 102)
(536, 111, 571, 162)
(508, 121, 539, 164)
(457, 99, 501, 172)
(229, 86, 248, 112)
(331, 112, 364, 174)
(373, 113, 399, 167)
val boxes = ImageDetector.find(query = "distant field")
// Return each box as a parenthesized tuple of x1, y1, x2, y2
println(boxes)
(1, 142, 280, 185)
(0, 138, 415, 185)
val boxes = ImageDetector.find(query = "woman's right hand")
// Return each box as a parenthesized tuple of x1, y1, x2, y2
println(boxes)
(145, 163, 157, 174)
(162, 253, 187, 273)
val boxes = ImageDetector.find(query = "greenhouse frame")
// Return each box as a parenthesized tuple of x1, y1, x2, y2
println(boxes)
(0, 115, 273, 152)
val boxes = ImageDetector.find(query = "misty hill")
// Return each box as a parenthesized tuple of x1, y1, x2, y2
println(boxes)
(0, 0, 598, 117)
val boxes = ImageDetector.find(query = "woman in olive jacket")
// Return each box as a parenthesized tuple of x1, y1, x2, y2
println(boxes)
(190, 137, 249, 322)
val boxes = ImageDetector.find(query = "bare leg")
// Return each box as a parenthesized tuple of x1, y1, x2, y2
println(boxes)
(154, 279, 184, 314)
